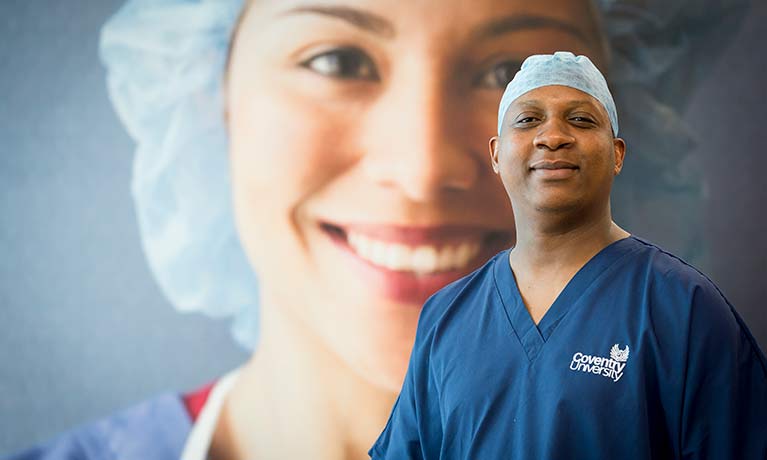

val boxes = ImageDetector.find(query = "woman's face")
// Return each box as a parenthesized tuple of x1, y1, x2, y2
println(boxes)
(227, 0, 603, 390)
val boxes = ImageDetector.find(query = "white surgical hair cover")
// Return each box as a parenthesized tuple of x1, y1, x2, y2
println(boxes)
(497, 51, 618, 136)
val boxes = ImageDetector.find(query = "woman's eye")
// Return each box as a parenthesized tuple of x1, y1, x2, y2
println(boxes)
(476, 60, 522, 89)
(300, 47, 379, 81)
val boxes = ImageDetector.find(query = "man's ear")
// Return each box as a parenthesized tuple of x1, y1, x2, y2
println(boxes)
(489, 136, 500, 174)
(612, 137, 626, 175)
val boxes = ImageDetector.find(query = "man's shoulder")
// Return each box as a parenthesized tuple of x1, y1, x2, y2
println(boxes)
(5, 393, 191, 460)
(630, 237, 766, 370)
(626, 236, 717, 290)
(417, 250, 506, 333)
(624, 236, 734, 320)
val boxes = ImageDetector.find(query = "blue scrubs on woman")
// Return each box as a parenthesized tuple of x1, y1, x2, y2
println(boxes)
(4, 395, 190, 460)
(370, 236, 767, 459)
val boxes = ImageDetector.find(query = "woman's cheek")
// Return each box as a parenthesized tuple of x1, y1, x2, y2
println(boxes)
(228, 85, 361, 271)
(231, 85, 359, 200)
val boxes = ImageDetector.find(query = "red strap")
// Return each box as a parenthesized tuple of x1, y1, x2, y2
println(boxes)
(183, 381, 216, 422)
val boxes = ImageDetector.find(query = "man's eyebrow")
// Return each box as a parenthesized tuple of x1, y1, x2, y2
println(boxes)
(280, 5, 395, 39)
(565, 99, 602, 109)
(473, 15, 590, 45)
(513, 98, 605, 118)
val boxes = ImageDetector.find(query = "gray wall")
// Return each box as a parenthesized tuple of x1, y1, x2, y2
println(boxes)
(686, 1, 767, 348)
(1, 0, 765, 455)
(0, 0, 249, 454)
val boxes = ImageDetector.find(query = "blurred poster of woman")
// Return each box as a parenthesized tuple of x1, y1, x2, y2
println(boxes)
(1, 0, 762, 458)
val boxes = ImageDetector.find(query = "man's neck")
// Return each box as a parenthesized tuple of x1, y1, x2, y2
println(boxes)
(511, 204, 628, 275)
(507, 205, 629, 324)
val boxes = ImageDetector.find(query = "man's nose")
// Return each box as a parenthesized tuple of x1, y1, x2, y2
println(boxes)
(533, 118, 575, 151)
(359, 70, 481, 203)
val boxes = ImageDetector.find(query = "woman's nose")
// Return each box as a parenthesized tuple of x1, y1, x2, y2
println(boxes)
(360, 72, 480, 203)
(533, 119, 575, 151)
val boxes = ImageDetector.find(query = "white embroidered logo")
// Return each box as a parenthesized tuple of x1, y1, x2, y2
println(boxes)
(610, 344, 629, 362)
(569, 344, 630, 382)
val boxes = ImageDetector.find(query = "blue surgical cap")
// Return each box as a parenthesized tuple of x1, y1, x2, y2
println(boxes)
(99, 0, 748, 350)
(497, 52, 619, 136)
(99, 0, 259, 349)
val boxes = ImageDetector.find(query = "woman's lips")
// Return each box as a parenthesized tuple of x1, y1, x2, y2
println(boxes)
(319, 222, 512, 305)
(348, 233, 481, 273)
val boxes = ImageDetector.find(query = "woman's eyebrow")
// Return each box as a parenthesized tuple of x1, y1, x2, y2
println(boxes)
(472, 15, 589, 45)
(280, 5, 395, 39)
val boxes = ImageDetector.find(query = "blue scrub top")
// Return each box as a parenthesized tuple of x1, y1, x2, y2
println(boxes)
(4, 394, 191, 460)
(370, 236, 767, 459)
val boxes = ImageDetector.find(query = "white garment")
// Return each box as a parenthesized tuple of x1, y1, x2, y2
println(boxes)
(180, 369, 240, 460)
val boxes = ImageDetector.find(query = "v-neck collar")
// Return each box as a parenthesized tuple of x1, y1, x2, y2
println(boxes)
(493, 236, 639, 362)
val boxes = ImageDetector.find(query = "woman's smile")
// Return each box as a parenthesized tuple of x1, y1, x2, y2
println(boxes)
(320, 221, 512, 303)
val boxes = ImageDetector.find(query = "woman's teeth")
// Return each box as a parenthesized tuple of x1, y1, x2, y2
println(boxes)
(346, 231, 482, 274)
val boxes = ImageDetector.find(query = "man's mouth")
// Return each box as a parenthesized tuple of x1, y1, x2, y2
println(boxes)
(530, 159, 579, 170)
(529, 160, 579, 179)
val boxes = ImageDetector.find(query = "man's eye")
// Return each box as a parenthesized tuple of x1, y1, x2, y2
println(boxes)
(300, 47, 379, 81)
(571, 116, 595, 124)
(517, 117, 538, 124)
(476, 60, 522, 89)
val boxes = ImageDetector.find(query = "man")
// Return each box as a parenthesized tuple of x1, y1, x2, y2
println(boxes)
(369, 52, 767, 459)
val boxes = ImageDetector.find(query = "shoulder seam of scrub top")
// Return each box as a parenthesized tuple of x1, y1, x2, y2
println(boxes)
(180, 368, 241, 460)
(630, 235, 767, 376)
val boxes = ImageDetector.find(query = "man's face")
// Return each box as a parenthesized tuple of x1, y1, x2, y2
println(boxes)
(490, 85, 625, 218)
